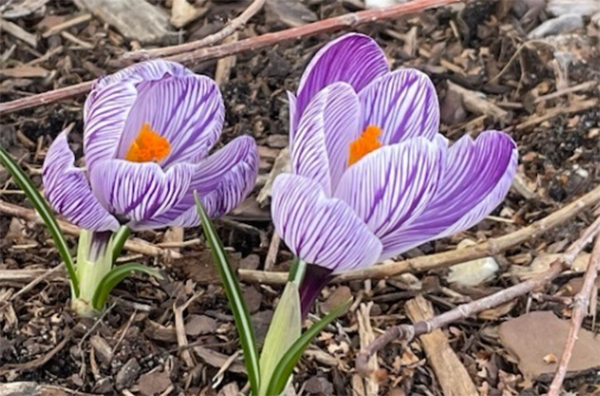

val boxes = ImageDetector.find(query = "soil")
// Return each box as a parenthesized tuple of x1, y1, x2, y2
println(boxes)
(1, 1, 599, 395)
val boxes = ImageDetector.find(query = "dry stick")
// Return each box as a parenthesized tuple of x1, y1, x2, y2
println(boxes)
(355, 215, 600, 375)
(547, 235, 600, 396)
(2, 183, 600, 285)
(125, 0, 267, 60)
(0, 200, 178, 259)
(332, 183, 600, 283)
(0, 0, 462, 116)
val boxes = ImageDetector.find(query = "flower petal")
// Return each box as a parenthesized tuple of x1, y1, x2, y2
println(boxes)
(292, 82, 361, 195)
(141, 136, 259, 227)
(296, 33, 388, 119)
(89, 159, 194, 228)
(92, 59, 191, 91)
(287, 91, 298, 141)
(84, 60, 192, 171)
(334, 137, 442, 257)
(378, 131, 517, 259)
(359, 69, 439, 145)
(115, 74, 224, 166)
(42, 132, 119, 232)
(272, 174, 382, 272)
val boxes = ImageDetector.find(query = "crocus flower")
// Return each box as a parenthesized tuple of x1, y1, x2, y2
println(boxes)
(271, 33, 518, 313)
(43, 60, 259, 232)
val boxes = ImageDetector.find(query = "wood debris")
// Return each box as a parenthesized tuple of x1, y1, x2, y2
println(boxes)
(73, 0, 175, 44)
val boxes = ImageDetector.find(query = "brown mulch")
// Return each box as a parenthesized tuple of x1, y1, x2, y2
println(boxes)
(1, 1, 599, 395)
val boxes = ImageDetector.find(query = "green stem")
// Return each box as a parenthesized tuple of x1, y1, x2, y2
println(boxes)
(72, 230, 114, 317)
(111, 226, 131, 263)
(288, 258, 307, 285)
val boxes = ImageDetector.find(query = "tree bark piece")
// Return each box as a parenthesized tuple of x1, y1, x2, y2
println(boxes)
(73, 0, 174, 44)
(405, 295, 478, 396)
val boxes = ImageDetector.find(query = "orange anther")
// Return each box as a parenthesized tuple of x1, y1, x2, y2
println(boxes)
(348, 125, 382, 166)
(125, 123, 170, 163)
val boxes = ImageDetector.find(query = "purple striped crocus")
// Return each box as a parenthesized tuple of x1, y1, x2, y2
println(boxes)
(271, 33, 518, 313)
(43, 60, 259, 231)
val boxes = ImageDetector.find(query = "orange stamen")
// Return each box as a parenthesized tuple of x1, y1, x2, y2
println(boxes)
(348, 125, 382, 166)
(124, 122, 170, 163)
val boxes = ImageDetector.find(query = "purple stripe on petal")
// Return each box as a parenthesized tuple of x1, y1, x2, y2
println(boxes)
(115, 74, 224, 166)
(292, 82, 361, 195)
(334, 137, 442, 247)
(139, 136, 259, 228)
(377, 131, 518, 260)
(271, 174, 382, 273)
(296, 33, 389, 119)
(91, 59, 191, 91)
(84, 80, 138, 171)
(287, 91, 299, 145)
(84, 60, 193, 170)
(89, 159, 194, 228)
(359, 69, 440, 145)
(42, 132, 119, 232)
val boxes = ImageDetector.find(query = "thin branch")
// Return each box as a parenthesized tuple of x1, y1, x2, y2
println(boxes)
(547, 234, 600, 396)
(329, 183, 600, 282)
(0, 0, 462, 116)
(125, 0, 267, 61)
(356, 215, 600, 375)
(1, 183, 600, 285)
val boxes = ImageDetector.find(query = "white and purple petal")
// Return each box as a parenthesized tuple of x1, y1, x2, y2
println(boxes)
(295, 33, 389, 120)
(140, 136, 259, 228)
(42, 132, 119, 232)
(115, 74, 224, 166)
(91, 59, 191, 91)
(84, 60, 193, 171)
(334, 137, 442, 257)
(359, 69, 439, 145)
(292, 82, 361, 195)
(377, 131, 517, 259)
(88, 159, 194, 228)
(272, 174, 382, 272)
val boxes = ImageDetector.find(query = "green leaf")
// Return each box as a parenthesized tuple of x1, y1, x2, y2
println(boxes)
(91, 263, 163, 311)
(111, 226, 131, 262)
(0, 144, 79, 297)
(265, 298, 352, 396)
(258, 282, 301, 395)
(194, 193, 260, 395)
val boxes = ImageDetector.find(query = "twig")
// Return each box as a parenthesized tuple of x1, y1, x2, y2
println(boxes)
(2, 183, 600, 285)
(546, 234, 600, 396)
(0, 80, 93, 116)
(173, 292, 203, 368)
(125, 0, 266, 60)
(355, 215, 600, 375)
(264, 232, 281, 271)
(0, 200, 180, 259)
(0, 0, 462, 116)
(333, 183, 600, 282)
(10, 263, 65, 300)
(0, 332, 72, 374)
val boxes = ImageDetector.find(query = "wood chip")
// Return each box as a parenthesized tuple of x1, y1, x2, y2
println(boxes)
(170, 0, 206, 29)
(266, 0, 318, 27)
(406, 295, 479, 396)
(447, 81, 511, 121)
(0, 65, 49, 78)
(73, 0, 174, 44)
(0, 18, 37, 47)
(355, 302, 379, 396)
(41, 13, 92, 38)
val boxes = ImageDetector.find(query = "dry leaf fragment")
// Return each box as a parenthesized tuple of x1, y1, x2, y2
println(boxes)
(498, 311, 600, 380)
(170, 0, 206, 28)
